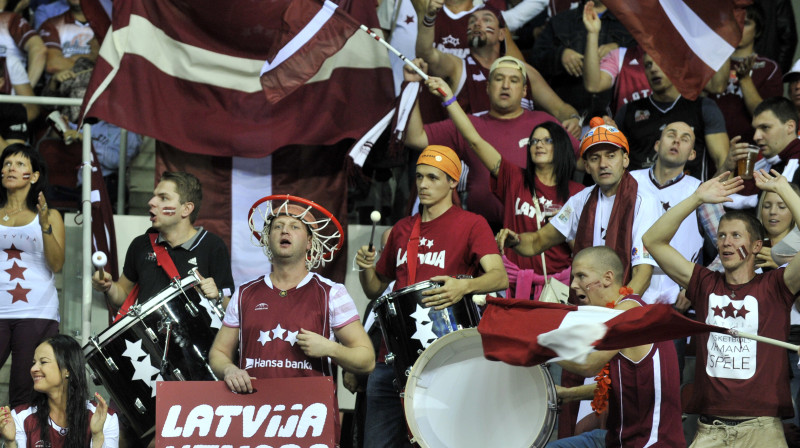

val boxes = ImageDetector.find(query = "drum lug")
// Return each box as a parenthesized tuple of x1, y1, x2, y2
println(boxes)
(185, 301, 199, 317)
(385, 352, 395, 365)
(134, 398, 147, 414)
(387, 301, 397, 316)
(146, 327, 159, 343)
(172, 368, 186, 381)
(88, 336, 118, 372)
(404, 367, 412, 377)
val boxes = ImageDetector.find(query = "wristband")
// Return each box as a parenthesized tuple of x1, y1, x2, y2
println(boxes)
(422, 14, 436, 27)
(441, 96, 457, 107)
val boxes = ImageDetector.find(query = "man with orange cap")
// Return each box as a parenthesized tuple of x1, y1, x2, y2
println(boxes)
(497, 119, 661, 437)
(498, 118, 659, 295)
(356, 145, 508, 448)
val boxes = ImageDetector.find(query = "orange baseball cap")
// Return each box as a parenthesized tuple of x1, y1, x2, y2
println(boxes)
(579, 117, 629, 159)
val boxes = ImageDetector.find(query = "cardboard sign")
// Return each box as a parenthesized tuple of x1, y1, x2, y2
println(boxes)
(155, 378, 336, 448)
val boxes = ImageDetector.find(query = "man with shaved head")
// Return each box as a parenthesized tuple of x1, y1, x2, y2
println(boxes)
(548, 246, 684, 447)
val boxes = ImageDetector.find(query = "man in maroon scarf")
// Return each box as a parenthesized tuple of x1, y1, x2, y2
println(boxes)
(497, 118, 662, 438)
(497, 117, 659, 293)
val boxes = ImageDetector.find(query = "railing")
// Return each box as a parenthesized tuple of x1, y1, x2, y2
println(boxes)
(0, 93, 131, 342)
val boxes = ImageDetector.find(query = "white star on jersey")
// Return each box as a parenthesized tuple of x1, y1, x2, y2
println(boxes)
(285, 330, 299, 346)
(271, 324, 286, 340)
(258, 330, 271, 346)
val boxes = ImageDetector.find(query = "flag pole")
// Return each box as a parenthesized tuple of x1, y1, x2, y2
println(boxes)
(727, 329, 800, 351)
(359, 25, 448, 98)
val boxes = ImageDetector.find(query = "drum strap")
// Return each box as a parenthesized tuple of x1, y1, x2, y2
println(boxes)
(406, 215, 421, 284)
(114, 233, 182, 322)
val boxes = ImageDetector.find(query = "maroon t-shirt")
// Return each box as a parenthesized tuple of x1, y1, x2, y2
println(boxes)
(606, 295, 685, 447)
(713, 56, 782, 142)
(490, 158, 583, 276)
(376, 205, 499, 289)
(424, 110, 579, 230)
(686, 264, 794, 417)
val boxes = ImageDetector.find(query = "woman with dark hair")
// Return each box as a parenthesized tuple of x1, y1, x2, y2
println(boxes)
(0, 334, 119, 447)
(0, 144, 65, 407)
(426, 77, 584, 300)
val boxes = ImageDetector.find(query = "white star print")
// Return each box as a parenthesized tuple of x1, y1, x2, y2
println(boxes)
(272, 324, 287, 340)
(285, 330, 299, 346)
(426, 239, 434, 248)
(442, 35, 459, 47)
(198, 298, 223, 329)
(412, 323, 438, 348)
(410, 304, 432, 325)
(130, 356, 160, 384)
(150, 374, 164, 398)
(258, 330, 271, 346)
(420, 237, 427, 246)
(122, 339, 147, 361)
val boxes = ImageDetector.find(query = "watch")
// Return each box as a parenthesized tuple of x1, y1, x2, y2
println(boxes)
(42, 225, 53, 235)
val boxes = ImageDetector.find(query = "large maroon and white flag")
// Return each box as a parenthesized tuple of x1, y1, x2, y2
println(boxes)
(478, 297, 730, 366)
(80, 0, 394, 158)
(604, 0, 750, 100)
(78, 0, 393, 285)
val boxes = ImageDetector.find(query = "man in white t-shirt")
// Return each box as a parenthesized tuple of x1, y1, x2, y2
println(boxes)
(631, 121, 724, 306)
(498, 118, 659, 297)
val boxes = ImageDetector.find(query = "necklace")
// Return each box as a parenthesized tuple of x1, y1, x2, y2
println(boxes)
(2, 206, 23, 222)
(279, 290, 287, 297)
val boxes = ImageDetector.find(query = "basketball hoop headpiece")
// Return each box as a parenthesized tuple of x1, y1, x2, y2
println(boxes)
(248, 195, 344, 270)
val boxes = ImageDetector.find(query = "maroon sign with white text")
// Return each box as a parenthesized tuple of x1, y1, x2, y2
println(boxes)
(155, 378, 336, 448)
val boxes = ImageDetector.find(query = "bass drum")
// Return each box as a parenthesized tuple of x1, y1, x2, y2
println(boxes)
(83, 275, 223, 439)
(404, 328, 557, 448)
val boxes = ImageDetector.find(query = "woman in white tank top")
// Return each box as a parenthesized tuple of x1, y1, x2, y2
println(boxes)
(0, 143, 65, 408)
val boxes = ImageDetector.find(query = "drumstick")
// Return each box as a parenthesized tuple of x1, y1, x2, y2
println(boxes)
(92, 251, 107, 282)
(368, 210, 381, 252)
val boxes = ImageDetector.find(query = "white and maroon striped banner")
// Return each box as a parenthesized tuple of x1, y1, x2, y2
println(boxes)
(605, 0, 749, 100)
(80, 0, 393, 158)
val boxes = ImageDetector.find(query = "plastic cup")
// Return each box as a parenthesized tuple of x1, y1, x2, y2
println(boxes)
(738, 145, 760, 179)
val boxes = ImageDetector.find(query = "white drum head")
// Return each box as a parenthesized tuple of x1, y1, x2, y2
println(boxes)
(404, 328, 556, 448)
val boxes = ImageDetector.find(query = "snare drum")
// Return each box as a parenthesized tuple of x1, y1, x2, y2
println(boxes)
(404, 328, 557, 448)
(83, 275, 222, 438)
(375, 280, 481, 387)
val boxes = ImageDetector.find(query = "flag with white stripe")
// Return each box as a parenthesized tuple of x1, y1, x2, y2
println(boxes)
(79, 0, 394, 158)
(604, 0, 749, 100)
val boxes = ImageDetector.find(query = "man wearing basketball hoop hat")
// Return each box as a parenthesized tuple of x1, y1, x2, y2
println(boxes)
(356, 145, 507, 447)
(209, 196, 374, 393)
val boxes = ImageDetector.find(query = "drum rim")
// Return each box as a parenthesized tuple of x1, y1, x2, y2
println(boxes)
(83, 275, 201, 353)
(375, 280, 442, 307)
(403, 328, 557, 448)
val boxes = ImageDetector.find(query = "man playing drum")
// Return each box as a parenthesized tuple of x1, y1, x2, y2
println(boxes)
(91, 171, 234, 310)
(90, 171, 234, 447)
(356, 145, 508, 448)
(209, 196, 374, 439)
(547, 246, 684, 447)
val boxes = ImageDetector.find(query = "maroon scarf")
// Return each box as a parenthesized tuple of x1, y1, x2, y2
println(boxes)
(574, 172, 638, 285)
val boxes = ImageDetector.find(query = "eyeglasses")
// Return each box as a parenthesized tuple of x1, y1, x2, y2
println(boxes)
(530, 138, 553, 146)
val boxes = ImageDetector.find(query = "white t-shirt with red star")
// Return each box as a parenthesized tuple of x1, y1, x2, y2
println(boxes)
(0, 215, 59, 320)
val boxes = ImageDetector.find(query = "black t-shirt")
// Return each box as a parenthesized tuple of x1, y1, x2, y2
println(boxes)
(122, 227, 235, 303)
